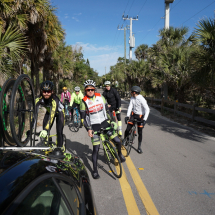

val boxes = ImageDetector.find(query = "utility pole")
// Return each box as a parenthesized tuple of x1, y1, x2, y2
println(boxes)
(163, 0, 175, 100)
(122, 14, 138, 61)
(118, 25, 129, 65)
(164, 0, 174, 29)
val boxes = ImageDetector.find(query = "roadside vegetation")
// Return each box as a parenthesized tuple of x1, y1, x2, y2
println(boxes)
(102, 17, 215, 109)
(0, 0, 99, 94)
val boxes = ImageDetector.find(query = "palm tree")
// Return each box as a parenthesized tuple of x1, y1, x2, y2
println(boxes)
(194, 17, 215, 87)
(0, 24, 27, 76)
(134, 44, 148, 60)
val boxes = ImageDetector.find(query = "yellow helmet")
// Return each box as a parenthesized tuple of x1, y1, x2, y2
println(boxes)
(62, 87, 67, 90)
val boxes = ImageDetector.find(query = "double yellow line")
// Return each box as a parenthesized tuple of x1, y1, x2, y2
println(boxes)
(116, 149, 159, 215)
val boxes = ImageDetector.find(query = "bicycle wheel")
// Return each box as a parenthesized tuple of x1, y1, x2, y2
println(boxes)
(72, 114, 79, 132)
(123, 133, 133, 156)
(110, 138, 128, 158)
(0, 78, 17, 145)
(103, 140, 122, 178)
(10, 74, 36, 147)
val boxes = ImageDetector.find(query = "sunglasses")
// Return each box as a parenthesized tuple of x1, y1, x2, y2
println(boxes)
(75, 91, 80, 92)
(43, 90, 52, 94)
(86, 89, 95, 92)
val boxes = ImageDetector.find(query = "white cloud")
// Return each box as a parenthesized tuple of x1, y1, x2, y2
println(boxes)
(72, 17, 79, 22)
(74, 13, 82, 16)
(71, 42, 124, 76)
(89, 52, 122, 75)
(75, 42, 119, 52)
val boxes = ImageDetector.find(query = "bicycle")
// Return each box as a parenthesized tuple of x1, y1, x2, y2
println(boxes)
(122, 119, 140, 156)
(69, 106, 81, 132)
(94, 127, 122, 178)
(0, 77, 33, 147)
(0, 75, 36, 147)
(34, 132, 67, 157)
(64, 100, 70, 122)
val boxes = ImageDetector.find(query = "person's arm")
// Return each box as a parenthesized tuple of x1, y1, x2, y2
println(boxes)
(60, 92, 64, 103)
(127, 98, 133, 117)
(102, 96, 111, 121)
(68, 92, 71, 102)
(140, 96, 150, 121)
(44, 99, 57, 131)
(80, 100, 92, 131)
(70, 93, 75, 106)
(113, 88, 121, 109)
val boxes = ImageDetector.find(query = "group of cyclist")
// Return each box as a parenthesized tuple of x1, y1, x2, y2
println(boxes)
(37, 79, 150, 179)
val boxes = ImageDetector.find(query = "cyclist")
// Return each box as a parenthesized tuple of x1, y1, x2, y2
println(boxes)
(69, 86, 84, 124)
(61, 87, 71, 118)
(35, 80, 65, 154)
(124, 86, 150, 154)
(60, 86, 71, 104)
(102, 81, 122, 136)
(80, 79, 125, 179)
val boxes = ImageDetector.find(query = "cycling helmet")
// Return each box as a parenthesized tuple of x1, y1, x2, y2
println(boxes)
(62, 87, 67, 90)
(104, 81, 111, 86)
(84, 79, 96, 88)
(131, 86, 141, 93)
(40, 80, 54, 91)
(74, 86, 80, 91)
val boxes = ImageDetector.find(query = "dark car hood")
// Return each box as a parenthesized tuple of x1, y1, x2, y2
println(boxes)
(0, 150, 88, 212)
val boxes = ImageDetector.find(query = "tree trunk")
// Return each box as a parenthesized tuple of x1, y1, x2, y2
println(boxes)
(31, 62, 35, 88)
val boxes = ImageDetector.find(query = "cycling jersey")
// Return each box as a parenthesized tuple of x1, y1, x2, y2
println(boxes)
(35, 95, 64, 147)
(127, 95, 150, 121)
(60, 91, 71, 103)
(70, 91, 84, 106)
(36, 95, 65, 131)
(80, 93, 111, 131)
(102, 87, 121, 109)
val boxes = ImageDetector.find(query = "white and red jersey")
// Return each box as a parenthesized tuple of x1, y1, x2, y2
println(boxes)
(83, 93, 107, 125)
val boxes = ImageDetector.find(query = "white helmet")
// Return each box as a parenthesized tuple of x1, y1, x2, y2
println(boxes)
(104, 81, 111, 86)
(74, 86, 80, 91)
(84, 79, 96, 88)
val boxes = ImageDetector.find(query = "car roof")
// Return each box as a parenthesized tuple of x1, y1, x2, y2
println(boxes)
(0, 150, 87, 212)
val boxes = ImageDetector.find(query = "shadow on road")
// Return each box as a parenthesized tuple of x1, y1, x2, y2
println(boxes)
(66, 139, 116, 180)
(121, 101, 209, 144)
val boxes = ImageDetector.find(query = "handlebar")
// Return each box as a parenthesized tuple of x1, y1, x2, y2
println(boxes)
(93, 126, 113, 135)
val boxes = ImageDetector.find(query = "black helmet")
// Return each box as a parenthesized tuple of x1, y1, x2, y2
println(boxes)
(40, 80, 54, 91)
(131, 86, 141, 93)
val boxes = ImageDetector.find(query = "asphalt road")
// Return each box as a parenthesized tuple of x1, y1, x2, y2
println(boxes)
(50, 92, 215, 215)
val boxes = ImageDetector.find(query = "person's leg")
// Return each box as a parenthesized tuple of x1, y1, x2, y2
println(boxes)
(107, 129, 126, 162)
(56, 112, 64, 149)
(70, 103, 76, 120)
(91, 135, 100, 179)
(116, 110, 122, 136)
(137, 116, 144, 153)
(124, 114, 134, 138)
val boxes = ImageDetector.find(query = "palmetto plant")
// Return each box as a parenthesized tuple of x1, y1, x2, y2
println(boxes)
(0, 24, 27, 75)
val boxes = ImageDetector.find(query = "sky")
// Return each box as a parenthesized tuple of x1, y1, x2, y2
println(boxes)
(51, 0, 215, 76)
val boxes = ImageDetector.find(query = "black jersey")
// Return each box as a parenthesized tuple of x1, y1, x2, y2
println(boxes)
(102, 87, 121, 109)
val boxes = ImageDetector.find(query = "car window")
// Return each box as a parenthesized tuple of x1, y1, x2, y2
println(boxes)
(13, 178, 71, 215)
(56, 179, 80, 215)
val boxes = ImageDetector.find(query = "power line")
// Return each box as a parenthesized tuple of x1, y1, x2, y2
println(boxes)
(138, 0, 147, 15)
(127, 0, 136, 14)
(182, 0, 215, 24)
(124, 0, 130, 13)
